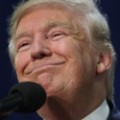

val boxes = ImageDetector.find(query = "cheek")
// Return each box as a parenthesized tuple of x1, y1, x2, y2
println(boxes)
(15, 53, 30, 80)
(51, 38, 79, 58)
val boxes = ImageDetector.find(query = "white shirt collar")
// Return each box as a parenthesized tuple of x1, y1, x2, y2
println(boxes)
(82, 100, 110, 120)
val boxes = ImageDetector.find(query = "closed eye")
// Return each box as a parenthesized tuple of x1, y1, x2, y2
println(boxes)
(52, 32, 64, 37)
(48, 31, 67, 41)
(17, 40, 31, 52)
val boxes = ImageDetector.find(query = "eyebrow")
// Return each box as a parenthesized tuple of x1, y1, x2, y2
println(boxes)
(14, 32, 32, 42)
(14, 21, 74, 42)
(44, 21, 74, 31)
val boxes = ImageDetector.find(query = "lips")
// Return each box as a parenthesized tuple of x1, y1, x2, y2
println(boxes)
(24, 61, 65, 74)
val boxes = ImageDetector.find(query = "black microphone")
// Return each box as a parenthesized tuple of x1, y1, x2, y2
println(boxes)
(0, 82, 46, 113)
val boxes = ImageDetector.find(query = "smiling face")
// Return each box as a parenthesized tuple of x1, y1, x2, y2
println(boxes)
(14, 6, 99, 101)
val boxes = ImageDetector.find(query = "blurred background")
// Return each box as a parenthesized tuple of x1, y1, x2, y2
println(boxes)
(0, 0, 120, 120)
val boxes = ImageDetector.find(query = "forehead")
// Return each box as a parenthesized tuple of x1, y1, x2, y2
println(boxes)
(14, 2, 86, 38)
(16, 6, 78, 34)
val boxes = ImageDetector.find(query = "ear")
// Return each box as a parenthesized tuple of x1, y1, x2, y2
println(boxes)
(96, 52, 112, 74)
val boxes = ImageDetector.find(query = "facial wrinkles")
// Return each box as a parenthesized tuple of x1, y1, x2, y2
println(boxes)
(15, 11, 67, 76)
(15, 11, 72, 44)
(15, 5, 89, 48)
(15, 8, 94, 91)
(15, 22, 70, 42)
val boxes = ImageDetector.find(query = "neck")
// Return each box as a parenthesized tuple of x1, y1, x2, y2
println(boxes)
(37, 96, 105, 120)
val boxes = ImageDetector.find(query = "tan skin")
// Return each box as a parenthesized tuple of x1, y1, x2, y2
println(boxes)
(14, 6, 112, 120)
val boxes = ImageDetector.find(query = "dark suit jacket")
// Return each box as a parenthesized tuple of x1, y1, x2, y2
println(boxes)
(107, 100, 120, 120)
(0, 115, 8, 120)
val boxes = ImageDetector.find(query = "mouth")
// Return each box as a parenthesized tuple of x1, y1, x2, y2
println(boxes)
(24, 61, 65, 74)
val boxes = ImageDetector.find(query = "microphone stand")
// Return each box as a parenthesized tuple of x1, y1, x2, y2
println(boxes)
(0, 93, 22, 120)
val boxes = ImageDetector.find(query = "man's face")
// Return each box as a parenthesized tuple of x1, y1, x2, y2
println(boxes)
(14, 7, 97, 100)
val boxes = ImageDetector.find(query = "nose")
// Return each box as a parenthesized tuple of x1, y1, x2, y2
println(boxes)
(31, 40, 52, 59)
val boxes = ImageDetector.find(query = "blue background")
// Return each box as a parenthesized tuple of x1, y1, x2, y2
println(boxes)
(0, 0, 120, 119)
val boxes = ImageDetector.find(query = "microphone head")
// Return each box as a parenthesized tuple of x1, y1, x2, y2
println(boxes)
(9, 82, 46, 113)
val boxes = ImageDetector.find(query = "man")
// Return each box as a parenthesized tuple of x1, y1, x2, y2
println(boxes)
(8, 0, 120, 120)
